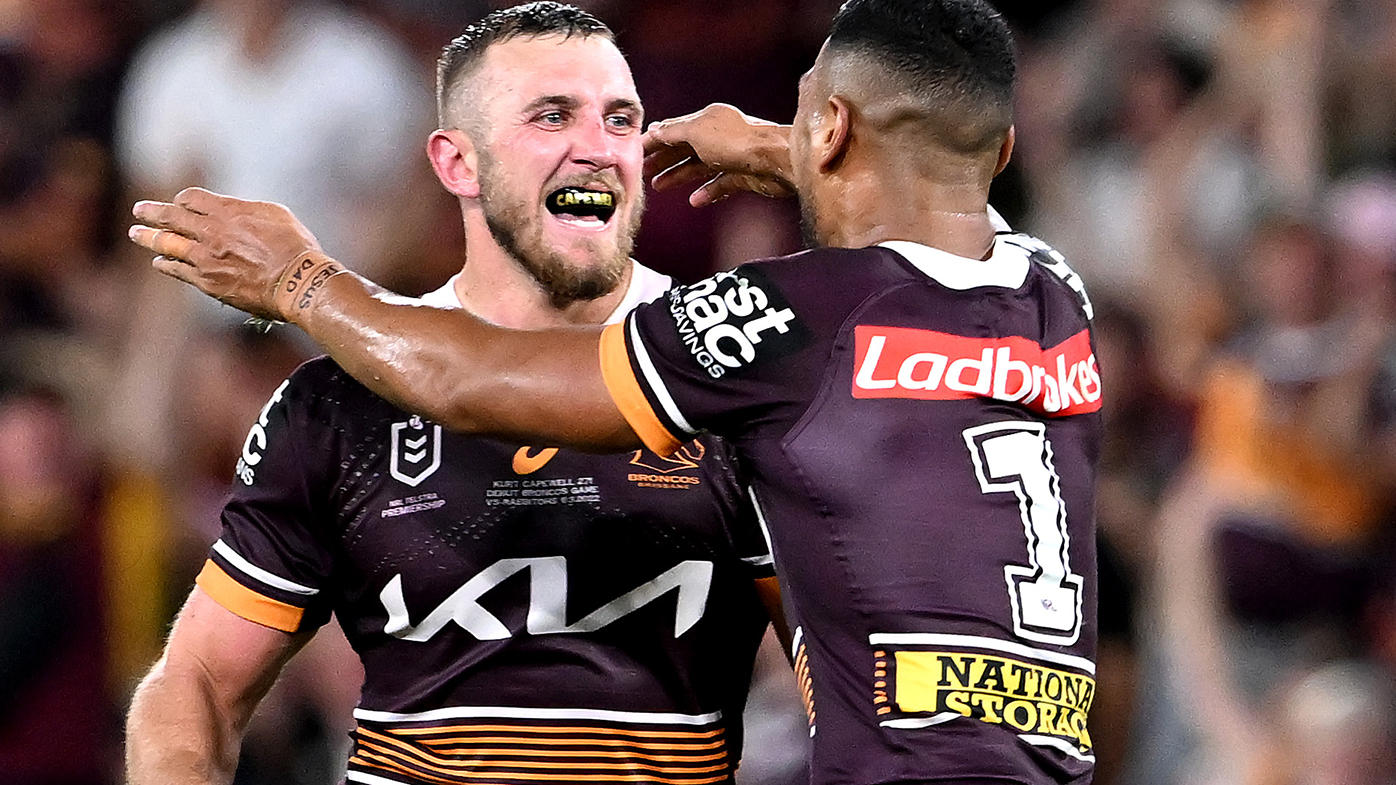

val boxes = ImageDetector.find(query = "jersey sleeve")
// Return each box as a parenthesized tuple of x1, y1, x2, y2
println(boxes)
(599, 264, 813, 456)
(195, 367, 336, 633)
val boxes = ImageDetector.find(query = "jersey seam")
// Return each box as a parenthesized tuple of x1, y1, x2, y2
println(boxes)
(777, 275, 922, 634)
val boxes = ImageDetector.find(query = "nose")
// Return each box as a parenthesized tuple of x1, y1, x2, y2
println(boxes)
(569, 113, 625, 170)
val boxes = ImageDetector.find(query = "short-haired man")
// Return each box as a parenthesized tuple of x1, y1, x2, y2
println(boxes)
(124, 5, 779, 784)
(132, 1, 1103, 782)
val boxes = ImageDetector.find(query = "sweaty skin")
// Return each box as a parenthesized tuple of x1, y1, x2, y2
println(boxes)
(130, 107, 795, 453)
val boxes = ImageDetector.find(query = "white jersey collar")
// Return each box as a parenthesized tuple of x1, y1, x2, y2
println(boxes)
(413, 259, 672, 325)
(879, 236, 1030, 291)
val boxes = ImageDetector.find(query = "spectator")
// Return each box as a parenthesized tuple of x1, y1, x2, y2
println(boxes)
(0, 385, 118, 785)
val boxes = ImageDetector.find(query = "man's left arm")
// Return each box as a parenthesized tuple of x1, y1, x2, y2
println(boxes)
(127, 588, 312, 785)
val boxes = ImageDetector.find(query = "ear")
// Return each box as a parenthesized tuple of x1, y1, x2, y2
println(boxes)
(427, 129, 480, 199)
(994, 125, 1015, 177)
(813, 95, 853, 172)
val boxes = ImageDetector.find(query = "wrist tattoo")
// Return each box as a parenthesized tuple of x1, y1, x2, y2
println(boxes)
(275, 252, 346, 319)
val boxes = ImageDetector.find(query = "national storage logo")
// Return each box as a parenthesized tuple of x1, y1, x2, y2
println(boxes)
(888, 649, 1095, 753)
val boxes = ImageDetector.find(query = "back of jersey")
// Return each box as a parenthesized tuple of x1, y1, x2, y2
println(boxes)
(605, 233, 1101, 785)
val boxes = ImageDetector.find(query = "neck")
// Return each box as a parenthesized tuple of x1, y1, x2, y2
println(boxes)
(451, 220, 632, 329)
(819, 153, 998, 260)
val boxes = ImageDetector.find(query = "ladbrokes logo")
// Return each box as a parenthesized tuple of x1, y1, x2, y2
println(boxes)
(852, 326, 1102, 416)
(628, 441, 705, 490)
(668, 269, 809, 378)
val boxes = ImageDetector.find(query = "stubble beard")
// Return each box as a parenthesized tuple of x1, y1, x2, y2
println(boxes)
(477, 152, 642, 310)
(799, 196, 823, 249)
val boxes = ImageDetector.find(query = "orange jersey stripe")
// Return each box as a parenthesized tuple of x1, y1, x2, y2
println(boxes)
(406, 733, 725, 751)
(358, 727, 728, 772)
(354, 749, 732, 784)
(395, 723, 724, 741)
(409, 745, 727, 764)
(354, 744, 732, 784)
(195, 560, 303, 632)
(599, 322, 683, 458)
(421, 738, 725, 755)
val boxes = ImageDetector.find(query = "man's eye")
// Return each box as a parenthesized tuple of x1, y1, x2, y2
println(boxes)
(606, 114, 636, 129)
(539, 111, 566, 125)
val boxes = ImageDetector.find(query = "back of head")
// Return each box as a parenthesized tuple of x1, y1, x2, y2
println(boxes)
(826, 0, 1015, 155)
(436, 2, 614, 127)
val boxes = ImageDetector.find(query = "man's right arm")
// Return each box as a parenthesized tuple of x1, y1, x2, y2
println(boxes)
(123, 106, 794, 453)
(126, 588, 311, 785)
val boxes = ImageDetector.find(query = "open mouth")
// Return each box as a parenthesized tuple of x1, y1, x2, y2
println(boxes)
(546, 187, 616, 225)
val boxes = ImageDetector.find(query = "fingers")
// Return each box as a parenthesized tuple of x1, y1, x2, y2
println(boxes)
(691, 175, 734, 208)
(174, 186, 226, 215)
(649, 157, 717, 193)
(129, 224, 199, 262)
(641, 107, 710, 150)
(691, 173, 796, 207)
(151, 253, 200, 285)
(642, 138, 694, 179)
(132, 199, 210, 241)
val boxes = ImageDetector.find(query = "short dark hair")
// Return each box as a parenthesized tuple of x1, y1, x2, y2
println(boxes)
(436, 2, 614, 125)
(828, 0, 1015, 152)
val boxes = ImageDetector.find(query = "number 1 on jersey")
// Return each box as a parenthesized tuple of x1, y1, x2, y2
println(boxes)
(964, 421, 1083, 645)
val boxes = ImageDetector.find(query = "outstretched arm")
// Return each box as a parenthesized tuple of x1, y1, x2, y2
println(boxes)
(129, 106, 795, 450)
(129, 189, 640, 452)
(126, 588, 311, 785)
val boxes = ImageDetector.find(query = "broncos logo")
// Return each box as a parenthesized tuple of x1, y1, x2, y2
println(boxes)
(629, 441, 706, 473)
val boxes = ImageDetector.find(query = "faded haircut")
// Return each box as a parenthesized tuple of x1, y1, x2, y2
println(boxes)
(827, 0, 1015, 153)
(436, 2, 614, 127)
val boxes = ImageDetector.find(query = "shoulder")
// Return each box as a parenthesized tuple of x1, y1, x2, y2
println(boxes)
(606, 261, 674, 323)
(1002, 232, 1096, 321)
(302, 5, 417, 75)
(122, 12, 221, 92)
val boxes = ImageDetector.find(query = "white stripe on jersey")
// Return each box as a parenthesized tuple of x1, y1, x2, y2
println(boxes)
(1019, 734, 1097, 762)
(347, 772, 414, 785)
(747, 486, 777, 567)
(867, 632, 1096, 675)
(627, 316, 698, 437)
(355, 705, 722, 726)
(880, 712, 961, 729)
(212, 540, 319, 596)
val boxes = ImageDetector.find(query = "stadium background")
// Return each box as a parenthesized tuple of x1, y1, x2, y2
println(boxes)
(3, 0, 1396, 783)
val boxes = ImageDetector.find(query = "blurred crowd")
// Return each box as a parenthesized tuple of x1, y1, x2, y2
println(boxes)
(2, 0, 1395, 783)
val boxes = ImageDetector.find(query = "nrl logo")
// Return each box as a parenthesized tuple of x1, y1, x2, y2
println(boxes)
(390, 416, 442, 487)
(629, 441, 705, 473)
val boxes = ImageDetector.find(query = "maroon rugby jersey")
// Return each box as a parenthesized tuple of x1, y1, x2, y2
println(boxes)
(196, 269, 774, 785)
(600, 234, 1102, 785)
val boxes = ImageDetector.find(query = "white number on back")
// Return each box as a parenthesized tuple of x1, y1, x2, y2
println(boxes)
(964, 421, 1082, 644)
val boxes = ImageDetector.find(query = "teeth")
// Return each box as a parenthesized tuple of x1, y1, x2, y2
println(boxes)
(547, 187, 616, 218)
(552, 190, 613, 209)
